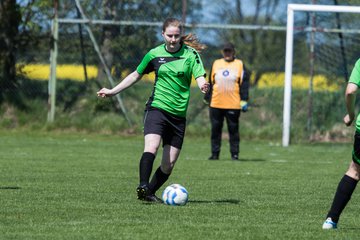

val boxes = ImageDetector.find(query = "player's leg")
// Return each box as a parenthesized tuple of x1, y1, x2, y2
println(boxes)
(136, 133, 162, 201)
(140, 133, 161, 185)
(148, 113, 185, 197)
(323, 162, 359, 229)
(149, 145, 180, 194)
(209, 107, 224, 160)
(137, 109, 164, 201)
(323, 132, 360, 229)
(225, 109, 240, 160)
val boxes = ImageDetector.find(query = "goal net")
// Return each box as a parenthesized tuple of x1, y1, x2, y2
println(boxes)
(283, 4, 360, 146)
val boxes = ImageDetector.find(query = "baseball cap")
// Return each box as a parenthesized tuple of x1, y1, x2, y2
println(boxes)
(223, 42, 235, 51)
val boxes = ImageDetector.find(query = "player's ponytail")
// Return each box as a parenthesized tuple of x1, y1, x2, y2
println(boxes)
(181, 33, 207, 53)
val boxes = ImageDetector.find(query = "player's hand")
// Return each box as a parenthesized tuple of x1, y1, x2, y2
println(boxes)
(201, 82, 210, 94)
(344, 114, 354, 126)
(97, 88, 113, 98)
(240, 100, 248, 112)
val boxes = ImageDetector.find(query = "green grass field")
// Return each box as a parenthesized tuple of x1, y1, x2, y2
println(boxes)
(1, 131, 359, 239)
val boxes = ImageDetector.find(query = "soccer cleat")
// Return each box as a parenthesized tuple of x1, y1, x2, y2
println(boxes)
(136, 184, 151, 200)
(231, 154, 239, 160)
(144, 194, 163, 203)
(322, 217, 337, 229)
(137, 185, 163, 203)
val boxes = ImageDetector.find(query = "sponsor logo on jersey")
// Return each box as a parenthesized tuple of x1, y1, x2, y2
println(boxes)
(223, 70, 230, 77)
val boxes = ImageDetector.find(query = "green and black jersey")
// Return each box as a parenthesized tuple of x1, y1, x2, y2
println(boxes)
(349, 58, 360, 132)
(137, 43, 206, 117)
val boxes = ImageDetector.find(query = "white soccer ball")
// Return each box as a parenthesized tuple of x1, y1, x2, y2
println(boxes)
(162, 184, 189, 206)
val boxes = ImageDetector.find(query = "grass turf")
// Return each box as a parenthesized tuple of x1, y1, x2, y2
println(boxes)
(1, 131, 359, 239)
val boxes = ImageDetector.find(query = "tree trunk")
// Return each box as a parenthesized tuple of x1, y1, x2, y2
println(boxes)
(96, 0, 118, 85)
(0, 0, 21, 105)
(249, 0, 262, 64)
(235, 0, 246, 40)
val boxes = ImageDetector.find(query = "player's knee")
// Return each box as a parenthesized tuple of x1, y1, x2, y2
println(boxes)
(346, 162, 360, 180)
(144, 144, 159, 154)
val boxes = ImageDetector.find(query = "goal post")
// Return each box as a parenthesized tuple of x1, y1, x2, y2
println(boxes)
(283, 4, 360, 147)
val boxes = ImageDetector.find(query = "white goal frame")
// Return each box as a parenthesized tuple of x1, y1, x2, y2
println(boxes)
(282, 4, 360, 147)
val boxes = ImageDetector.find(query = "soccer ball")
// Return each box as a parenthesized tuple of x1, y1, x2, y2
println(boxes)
(162, 184, 188, 206)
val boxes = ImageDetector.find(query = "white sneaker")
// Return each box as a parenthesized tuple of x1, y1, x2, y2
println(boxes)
(322, 217, 337, 229)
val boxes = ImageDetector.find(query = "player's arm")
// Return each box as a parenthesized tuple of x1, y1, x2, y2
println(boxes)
(240, 64, 250, 101)
(97, 70, 142, 98)
(203, 65, 214, 104)
(344, 82, 358, 126)
(240, 64, 250, 111)
(195, 76, 210, 94)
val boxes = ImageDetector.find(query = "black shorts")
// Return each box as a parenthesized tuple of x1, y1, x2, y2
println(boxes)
(143, 108, 186, 149)
(352, 131, 360, 165)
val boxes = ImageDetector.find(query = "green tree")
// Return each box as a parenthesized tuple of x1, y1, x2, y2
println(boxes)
(73, 0, 203, 84)
(0, 0, 21, 106)
(0, 0, 53, 107)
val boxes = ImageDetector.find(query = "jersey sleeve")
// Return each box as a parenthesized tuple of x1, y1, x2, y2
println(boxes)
(349, 59, 360, 86)
(192, 50, 206, 79)
(136, 51, 154, 75)
(240, 63, 250, 101)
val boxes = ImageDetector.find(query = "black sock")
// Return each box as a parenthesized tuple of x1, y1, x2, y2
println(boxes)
(149, 167, 170, 194)
(139, 152, 155, 186)
(327, 175, 358, 223)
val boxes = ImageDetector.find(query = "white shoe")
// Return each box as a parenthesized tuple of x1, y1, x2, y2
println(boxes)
(322, 217, 337, 229)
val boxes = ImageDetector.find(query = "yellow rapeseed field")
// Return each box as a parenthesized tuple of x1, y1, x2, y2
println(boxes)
(20, 64, 98, 81)
(256, 72, 340, 92)
(19, 64, 340, 92)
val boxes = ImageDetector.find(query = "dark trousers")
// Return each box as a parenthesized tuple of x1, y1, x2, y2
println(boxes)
(209, 107, 241, 155)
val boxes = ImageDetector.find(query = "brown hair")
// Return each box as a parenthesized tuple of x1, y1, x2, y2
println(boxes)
(162, 18, 206, 52)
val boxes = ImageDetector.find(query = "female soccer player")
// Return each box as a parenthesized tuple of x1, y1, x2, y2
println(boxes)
(322, 58, 360, 229)
(97, 18, 209, 203)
